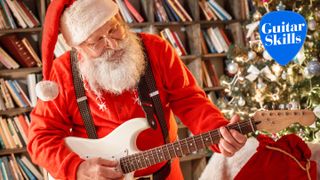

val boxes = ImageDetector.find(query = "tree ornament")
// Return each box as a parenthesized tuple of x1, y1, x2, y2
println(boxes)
(227, 61, 239, 75)
(315, 8, 320, 21)
(314, 105, 320, 118)
(247, 51, 257, 60)
(306, 60, 320, 76)
(313, 131, 320, 143)
(253, 11, 262, 21)
(256, 78, 266, 91)
(308, 19, 317, 31)
(271, 64, 283, 77)
(263, 50, 272, 61)
(276, 1, 286, 11)
(288, 101, 300, 110)
(303, 67, 313, 79)
(238, 97, 246, 107)
(281, 71, 287, 80)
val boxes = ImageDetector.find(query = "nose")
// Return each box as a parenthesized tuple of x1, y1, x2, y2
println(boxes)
(104, 38, 118, 50)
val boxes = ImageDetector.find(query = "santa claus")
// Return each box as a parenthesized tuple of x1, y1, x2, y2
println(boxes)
(27, 0, 247, 179)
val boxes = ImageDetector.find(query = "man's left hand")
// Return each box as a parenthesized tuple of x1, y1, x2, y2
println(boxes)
(218, 115, 247, 157)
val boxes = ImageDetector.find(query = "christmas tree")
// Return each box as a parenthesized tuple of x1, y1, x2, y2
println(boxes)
(217, 0, 320, 142)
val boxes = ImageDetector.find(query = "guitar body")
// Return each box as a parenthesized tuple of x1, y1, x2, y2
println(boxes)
(65, 118, 149, 180)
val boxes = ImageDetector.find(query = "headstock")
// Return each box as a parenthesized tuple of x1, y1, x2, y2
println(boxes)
(253, 109, 316, 133)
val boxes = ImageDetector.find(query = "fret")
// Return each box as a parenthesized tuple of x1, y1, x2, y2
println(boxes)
(200, 134, 206, 148)
(133, 154, 141, 169)
(164, 144, 172, 160)
(140, 152, 148, 168)
(173, 141, 183, 157)
(120, 158, 129, 174)
(136, 153, 145, 169)
(237, 122, 243, 134)
(147, 150, 156, 166)
(156, 147, 165, 162)
(203, 132, 212, 146)
(186, 137, 196, 152)
(184, 138, 191, 154)
(127, 156, 135, 172)
(208, 131, 214, 144)
(178, 140, 185, 156)
(192, 136, 198, 151)
(131, 156, 138, 171)
(170, 143, 178, 158)
(151, 149, 160, 163)
(194, 136, 203, 150)
(143, 151, 151, 167)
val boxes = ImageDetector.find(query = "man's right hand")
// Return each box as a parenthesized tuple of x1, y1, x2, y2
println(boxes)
(77, 157, 124, 180)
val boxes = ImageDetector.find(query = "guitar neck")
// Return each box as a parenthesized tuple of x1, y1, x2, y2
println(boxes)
(120, 119, 257, 173)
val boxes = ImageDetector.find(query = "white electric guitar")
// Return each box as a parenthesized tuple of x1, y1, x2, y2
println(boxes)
(64, 110, 316, 179)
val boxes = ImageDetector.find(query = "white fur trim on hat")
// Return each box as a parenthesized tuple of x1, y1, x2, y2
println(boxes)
(60, 0, 119, 46)
(35, 81, 59, 101)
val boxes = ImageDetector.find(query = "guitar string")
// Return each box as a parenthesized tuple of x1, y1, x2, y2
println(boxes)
(120, 120, 254, 173)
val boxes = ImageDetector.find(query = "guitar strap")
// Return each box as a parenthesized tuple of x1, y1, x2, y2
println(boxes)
(70, 34, 170, 178)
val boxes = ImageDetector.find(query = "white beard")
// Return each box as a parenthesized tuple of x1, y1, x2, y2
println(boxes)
(77, 32, 145, 95)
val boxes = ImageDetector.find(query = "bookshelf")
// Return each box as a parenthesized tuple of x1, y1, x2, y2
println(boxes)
(0, 0, 46, 179)
(120, 0, 247, 179)
(0, 0, 247, 179)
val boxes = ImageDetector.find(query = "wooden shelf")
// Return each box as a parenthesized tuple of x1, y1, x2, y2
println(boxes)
(199, 19, 245, 27)
(180, 152, 210, 162)
(203, 86, 225, 92)
(180, 55, 198, 61)
(128, 22, 152, 28)
(0, 67, 42, 77)
(153, 21, 194, 27)
(0, 148, 27, 156)
(202, 53, 227, 59)
(0, 27, 42, 34)
(0, 107, 33, 117)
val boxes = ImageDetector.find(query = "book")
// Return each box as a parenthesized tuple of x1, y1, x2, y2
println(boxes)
(0, 78, 14, 109)
(13, 80, 32, 107)
(27, 74, 37, 107)
(5, 0, 27, 28)
(0, 0, 16, 29)
(5, 80, 26, 107)
(16, 157, 37, 180)
(208, 0, 232, 21)
(0, 157, 8, 180)
(17, 115, 29, 137)
(115, 0, 134, 23)
(20, 155, 43, 179)
(172, 0, 192, 21)
(123, 0, 144, 23)
(0, 34, 37, 68)
(16, 0, 40, 27)
(154, 0, 168, 22)
(0, 47, 20, 69)
(202, 30, 217, 53)
(8, 156, 20, 179)
(200, 31, 209, 54)
(11, 154, 26, 180)
(7, 118, 23, 148)
(0, 119, 9, 149)
(21, 38, 42, 67)
(0, 117, 15, 148)
(167, 0, 186, 21)
(13, 116, 28, 145)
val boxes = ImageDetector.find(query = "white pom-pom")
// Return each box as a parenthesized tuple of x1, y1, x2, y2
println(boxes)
(35, 80, 59, 101)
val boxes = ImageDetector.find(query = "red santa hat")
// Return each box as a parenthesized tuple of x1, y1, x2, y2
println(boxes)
(36, 0, 118, 101)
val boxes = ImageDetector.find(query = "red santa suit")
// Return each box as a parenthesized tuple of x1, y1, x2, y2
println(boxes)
(27, 0, 228, 179)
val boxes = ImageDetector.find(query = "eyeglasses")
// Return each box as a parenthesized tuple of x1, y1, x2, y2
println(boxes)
(82, 21, 126, 51)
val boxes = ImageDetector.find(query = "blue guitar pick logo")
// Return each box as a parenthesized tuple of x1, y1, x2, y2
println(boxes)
(259, 11, 307, 66)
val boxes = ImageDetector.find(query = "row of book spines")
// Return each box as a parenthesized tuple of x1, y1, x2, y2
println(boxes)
(0, 154, 43, 180)
(154, 0, 192, 23)
(115, 0, 145, 24)
(160, 28, 188, 56)
(0, 115, 29, 150)
(201, 27, 231, 54)
(0, 79, 31, 110)
(201, 60, 220, 88)
(0, 74, 39, 110)
(0, 34, 42, 69)
(199, 0, 232, 22)
(0, 0, 40, 30)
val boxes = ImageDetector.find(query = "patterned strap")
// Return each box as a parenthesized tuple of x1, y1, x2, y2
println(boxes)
(137, 35, 169, 144)
(70, 49, 98, 139)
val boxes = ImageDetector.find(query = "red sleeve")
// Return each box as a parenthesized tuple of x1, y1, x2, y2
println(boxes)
(155, 36, 229, 152)
(27, 52, 83, 179)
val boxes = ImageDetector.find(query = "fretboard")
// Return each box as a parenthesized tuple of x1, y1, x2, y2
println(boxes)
(120, 119, 256, 174)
